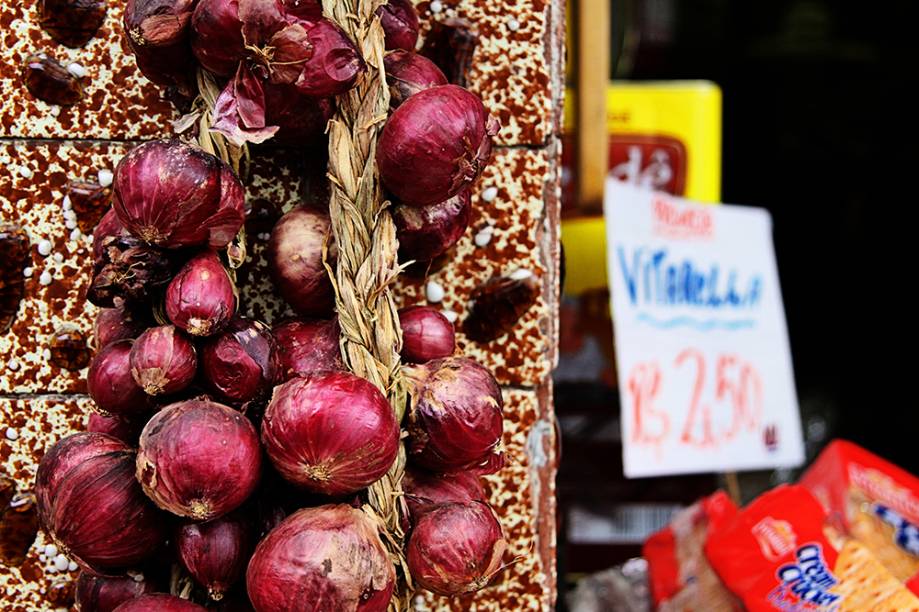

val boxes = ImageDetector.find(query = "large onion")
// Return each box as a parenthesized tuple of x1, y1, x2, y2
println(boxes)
(166, 252, 237, 337)
(136, 400, 262, 520)
(246, 505, 395, 612)
(267, 207, 335, 318)
(392, 190, 471, 262)
(261, 372, 399, 495)
(113, 140, 245, 250)
(201, 317, 278, 405)
(35, 432, 167, 572)
(272, 318, 343, 382)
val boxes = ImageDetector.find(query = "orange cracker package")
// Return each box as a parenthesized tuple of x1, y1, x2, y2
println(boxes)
(704, 484, 919, 611)
(643, 491, 741, 611)
(800, 439, 919, 588)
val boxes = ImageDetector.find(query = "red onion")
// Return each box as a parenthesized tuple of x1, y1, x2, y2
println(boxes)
(166, 252, 237, 336)
(136, 400, 261, 520)
(272, 318, 343, 382)
(92, 209, 128, 262)
(124, 0, 197, 95)
(75, 572, 158, 612)
(93, 307, 146, 351)
(88, 340, 151, 419)
(393, 190, 471, 262)
(112, 594, 206, 611)
(267, 207, 335, 318)
(403, 468, 485, 520)
(264, 82, 332, 144)
(89, 236, 175, 308)
(384, 50, 447, 108)
(378, 85, 499, 207)
(376, 0, 419, 51)
(86, 413, 143, 445)
(404, 357, 504, 473)
(177, 513, 253, 600)
(113, 140, 245, 250)
(130, 326, 198, 396)
(398, 306, 455, 363)
(201, 317, 278, 405)
(261, 372, 399, 495)
(35, 433, 167, 572)
(291, 19, 365, 97)
(406, 501, 506, 596)
(246, 505, 395, 611)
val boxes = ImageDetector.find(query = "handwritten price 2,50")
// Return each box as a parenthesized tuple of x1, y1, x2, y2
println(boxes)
(627, 349, 763, 449)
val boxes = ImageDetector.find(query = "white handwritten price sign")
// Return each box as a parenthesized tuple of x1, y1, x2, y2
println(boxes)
(605, 180, 804, 478)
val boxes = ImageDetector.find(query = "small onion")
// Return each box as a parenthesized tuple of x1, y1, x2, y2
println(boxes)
(89, 236, 175, 308)
(93, 307, 146, 352)
(166, 252, 237, 336)
(383, 50, 447, 108)
(113, 140, 245, 249)
(272, 318, 343, 382)
(75, 572, 158, 612)
(201, 318, 278, 405)
(293, 19, 366, 98)
(124, 0, 197, 94)
(112, 594, 207, 611)
(261, 372, 399, 495)
(378, 85, 499, 207)
(246, 505, 395, 612)
(88, 340, 151, 419)
(398, 306, 455, 363)
(35, 432, 167, 572)
(392, 190, 472, 262)
(86, 413, 143, 445)
(267, 207, 335, 318)
(402, 468, 485, 520)
(92, 209, 128, 262)
(406, 501, 506, 596)
(177, 513, 253, 600)
(136, 400, 262, 520)
(376, 0, 419, 51)
(130, 326, 197, 396)
(404, 357, 504, 472)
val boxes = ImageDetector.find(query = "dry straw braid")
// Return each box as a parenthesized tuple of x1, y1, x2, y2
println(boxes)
(323, 0, 414, 608)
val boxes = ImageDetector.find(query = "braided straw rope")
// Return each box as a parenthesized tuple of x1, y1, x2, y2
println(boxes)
(322, 1, 413, 609)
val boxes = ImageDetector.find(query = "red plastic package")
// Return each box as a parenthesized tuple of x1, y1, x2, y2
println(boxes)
(643, 490, 740, 611)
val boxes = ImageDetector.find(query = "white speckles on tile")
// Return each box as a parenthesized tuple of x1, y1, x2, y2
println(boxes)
(49, 105, 61, 117)
(69, 228, 82, 242)
(97, 169, 114, 187)
(507, 17, 520, 31)
(474, 225, 494, 247)
(62, 195, 72, 210)
(53, 554, 69, 572)
(481, 186, 499, 202)
(429, 0, 443, 13)
(53, 252, 64, 263)
(66, 63, 87, 78)
(43, 544, 58, 558)
(23, 267, 33, 278)
(7, 360, 19, 371)
(63, 209, 76, 221)
(18, 166, 34, 179)
(39, 271, 53, 286)
(42, 348, 52, 361)
(442, 309, 459, 323)
(65, 218, 77, 230)
(509, 268, 533, 281)
(37, 239, 52, 256)
(5, 427, 18, 441)
(425, 280, 445, 303)
(67, 561, 78, 572)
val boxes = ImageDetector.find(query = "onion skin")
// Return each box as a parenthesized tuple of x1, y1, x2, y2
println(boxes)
(402, 468, 485, 521)
(261, 372, 399, 496)
(383, 50, 447, 108)
(177, 513, 253, 600)
(405, 357, 504, 473)
(137, 400, 262, 520)
(113, 140, 246, 250)
(264, 82, 332, 144)
(281, 0, 321, 21)
(92, 209, 128, 262)
(272, 318, 343, 382)
(93, 307, 146, 352)
(190, 0, 246, 77)
(112, 594, 207, 611)
(378, 85, 499, 207)
(406, 501, 506, 596)
(293, 19, 365, 98)
(124, 0, 197, 95)
(88, 340, 151, 419)
(130, 326, 198, 396)
(392, 190, 471, 262)
(376, 0, 419, 51)
(166, 252, 237, 337)
(201, 318, 279, 405)
(246, 505, 395, 612)
(267, 207, 335, 318)
(35, 433, 167, 572)
(86, 413, 143, 446)
(89, 236, 175, 308)
(75, 572, 158, 612)
(398, 306, 455, 363)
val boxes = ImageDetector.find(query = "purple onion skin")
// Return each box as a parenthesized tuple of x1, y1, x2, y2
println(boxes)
(267, 207, 335, 318)
(88, 340, 152, 419)
(378, 85, 499, 207)
(393, 190, 471, 262)
(294, 19, 366, 98)
(136, 400, 262, 521)
(398, 306, 455, 363)
(86, 413, 143, 446)
(403, 468, 485, 521)
(177, 513, 253, 601)
(246, 505, 395, 612)
(113, 140, 246, 250)
(166, 252, 237, 337)
(406, 501, 506, 596)
(93, 307, 146, 352)
(405, 357, 504, 473)
(202, 318, 279, 405)
(281, 0, 322, 21)
(35, 433, 167, 572)
(130, 326, 198, 396)
(384, 50, 447, 108)
(75, 572, 158, 612)
(92, 209, 128, 262)
(190, 0, 246, 77)
(124, 0, 197, 94)
(376, 0, 419, 51)
(261, 372, 399, 496)
(272, 318, 343, 382)
(112, 594, 207, 611)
